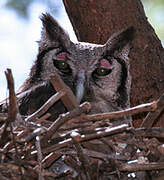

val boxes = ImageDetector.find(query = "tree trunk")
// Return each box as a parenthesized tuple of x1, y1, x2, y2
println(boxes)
(63, 0, 164, 127)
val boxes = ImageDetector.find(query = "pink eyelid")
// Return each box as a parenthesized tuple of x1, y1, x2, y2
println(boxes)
(56, 52, 67, 59)
(100, 59, 111, 68)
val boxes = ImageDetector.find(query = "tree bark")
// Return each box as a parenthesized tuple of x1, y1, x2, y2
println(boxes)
(63, 0, 164, 127)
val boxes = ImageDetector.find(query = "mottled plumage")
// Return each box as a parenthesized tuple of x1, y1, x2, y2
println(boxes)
(1, 13, 135, 124)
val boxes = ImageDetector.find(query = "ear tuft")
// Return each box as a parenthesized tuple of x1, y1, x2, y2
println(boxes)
(120, 26, 135, 42)
(105, 26, 135, 54)
(40, 13, 70, 48)
(41, 13, 59, 40)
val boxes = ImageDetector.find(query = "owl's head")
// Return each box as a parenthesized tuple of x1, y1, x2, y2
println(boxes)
(27, 13, 135, 115)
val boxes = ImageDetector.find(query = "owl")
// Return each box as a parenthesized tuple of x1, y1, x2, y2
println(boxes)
(1, 13, 135, 124)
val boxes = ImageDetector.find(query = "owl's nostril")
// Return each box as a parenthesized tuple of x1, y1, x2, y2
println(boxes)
(75, 70, 86, 103)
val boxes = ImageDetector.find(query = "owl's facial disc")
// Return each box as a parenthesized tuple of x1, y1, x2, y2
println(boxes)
(53, 50, 114, 103)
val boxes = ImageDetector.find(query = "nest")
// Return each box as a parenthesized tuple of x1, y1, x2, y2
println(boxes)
(0, 68, 164, 180)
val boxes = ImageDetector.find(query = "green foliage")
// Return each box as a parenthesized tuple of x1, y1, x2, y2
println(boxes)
(142, 0, 164, 42)
(5, 0, 34, 18)
(4, 0, 61, 19)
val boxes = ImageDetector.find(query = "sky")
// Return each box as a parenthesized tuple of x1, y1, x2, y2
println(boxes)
(0, 1, 164, 101)
(0, 0, 77, 101)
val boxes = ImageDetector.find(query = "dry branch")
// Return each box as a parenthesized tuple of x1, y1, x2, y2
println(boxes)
(35, 136, 44, 180)
(42, 124, 129, 154)
(50, 73, 79, 110)
(79, 101, 157, 122)
(141, 92, 164, 128)
(72, 134, 93, 180)
(25, 90, 66, 122)
(41, 102, 91, 146)
(0, 69, 20, 147)
(133, 127, 164, 138)
(0, 69, 164, 180)
(119, 162, 164, 172)
(5, 68, 18, 122)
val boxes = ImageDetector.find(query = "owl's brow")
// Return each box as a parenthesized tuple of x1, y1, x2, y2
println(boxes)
(89, 53, 111, 68)
(38, 46, 59, 60)
(89, 58, 100, 68)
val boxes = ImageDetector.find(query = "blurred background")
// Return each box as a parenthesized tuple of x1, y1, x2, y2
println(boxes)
(0, 0, 164, 100)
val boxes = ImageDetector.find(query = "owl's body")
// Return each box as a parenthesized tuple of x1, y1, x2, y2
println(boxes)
(1, 14, 135, 124)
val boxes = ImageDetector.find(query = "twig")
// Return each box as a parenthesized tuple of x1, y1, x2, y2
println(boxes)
(36, 113, 51, 124)
(3, 121, 42, 152)
(119, 162, 164, 172)
(133, 127, 164, 138)
(9, 121, 24, 179)
(1, 68, 164, 179)
(72, 101, 157, 123)
(71, 132, 93, 180)
(50, 73, 79, 111)
(0, 69, 20, 147)
(141, 92, 164, 128)
(38, 169, 62, 178)
(63, 155, 82, 175)
(41, 152, 61, 168)
(5, 69, 17, 122)
(25, 90, 66, 122)
(42, 124, 129, 154)
(82, 148, 128, 161)
(41, 102, 91, 146)
(3, 125, 33, 152)
(25, 127, 47, 142)
(5, 69, 23, 124)
(35, 136, 44, 180)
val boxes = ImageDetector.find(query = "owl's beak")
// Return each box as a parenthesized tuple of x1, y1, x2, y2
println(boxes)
(75, 70, 86, 103)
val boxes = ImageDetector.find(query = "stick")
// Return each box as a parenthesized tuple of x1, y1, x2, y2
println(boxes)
(119, 162, 164, 172)
(25, 90, 66, 122)
(42, 124, 129, 154)
(141, 92, 164, 128)
(41, 152, 61, 168)
(35, 136, 44, 180)
(41, 102, 91, 146)
(133, 127, 164, 138)
(5, 69, 17, 122)
(25, 127, 47, 142)
(36, 113, 51, 124)
(73, 101, 157, 123)
(0, 69, 19, 147)
(71, 132, 93, 180)
(50, 73, 79, 111)
(63, 155, 82, 174)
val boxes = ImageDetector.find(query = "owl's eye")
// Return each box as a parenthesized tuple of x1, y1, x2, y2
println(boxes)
(94, 67, 111, 76)
(93, 59, 112, 77)
(53, 52, 71, 73)
(53, 60, 71, 73)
